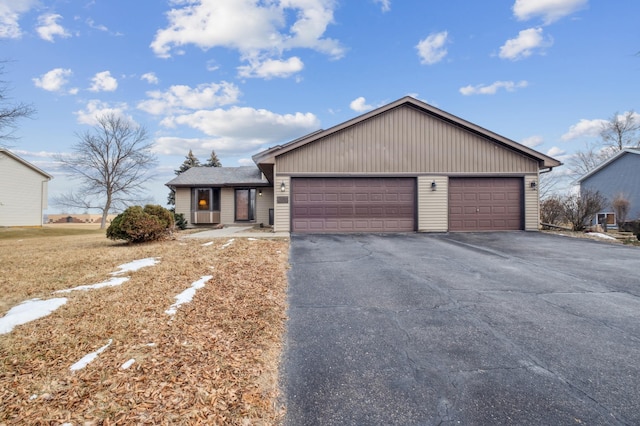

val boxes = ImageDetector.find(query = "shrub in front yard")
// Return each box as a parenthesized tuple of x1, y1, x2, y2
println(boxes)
(173, 212, 187, 230)
(562, 190, 606, 231)
(540, 196, 564, 227)
(107, 205, 174, 243)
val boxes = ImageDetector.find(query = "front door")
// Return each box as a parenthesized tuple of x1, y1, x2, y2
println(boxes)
(235, 189, 256, 221)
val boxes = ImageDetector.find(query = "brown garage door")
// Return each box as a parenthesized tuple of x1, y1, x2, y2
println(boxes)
(292, 177, 415, 233)
(449, 177, 523, 231)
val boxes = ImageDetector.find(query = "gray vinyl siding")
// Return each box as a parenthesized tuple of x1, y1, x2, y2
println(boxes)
(174, 187, 191, 225)
(274, 175, 290, 232)
(0, 154, 49, 227)
(580, 153, 640, 220)
(220, 188, 235, 224)
(417, 176, 448, 232)
(277, 105, 539, 175)
(256, 187, 274, 226)
(524, 174, 539, 231)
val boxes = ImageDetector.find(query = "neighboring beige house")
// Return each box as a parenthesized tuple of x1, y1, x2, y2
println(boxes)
(0, 149, 52, 227)
(47, 214, 118, 224)
(168, 96, 561, 233)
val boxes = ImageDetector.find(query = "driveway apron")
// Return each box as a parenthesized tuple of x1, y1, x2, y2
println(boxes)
(281, 233, 640, 425)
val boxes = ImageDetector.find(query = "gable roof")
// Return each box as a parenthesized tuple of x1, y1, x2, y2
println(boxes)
(252, 96, 562, 172)
(165, 166, 269, 187)
(576, 148, 640, 183)
(0, 149, 53, 180)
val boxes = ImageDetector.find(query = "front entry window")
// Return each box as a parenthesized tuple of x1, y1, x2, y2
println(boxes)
(197, 189, 210, 210)
(235, 189, 256, 221)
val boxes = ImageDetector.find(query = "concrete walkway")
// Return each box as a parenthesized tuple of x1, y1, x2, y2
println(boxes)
(182, 226, 289, 239)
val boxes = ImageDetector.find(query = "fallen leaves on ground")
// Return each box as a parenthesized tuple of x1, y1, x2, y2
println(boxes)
(0, 232, 289, 425)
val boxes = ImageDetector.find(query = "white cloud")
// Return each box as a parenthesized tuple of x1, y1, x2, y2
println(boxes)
(349, 97, 373, 113)
(499, 27, 552, 60)
(157, 106, 320, 155)
(137, 81, 240, 116)
(141, 72, 159, 84)
(86, 18, 108, 32)
(36, 13, 71, 42)
(546, 146, 566, 157)
(237, 56, 304, 79)
(150, 0, 343, 79)
(33, 68, 75, 93)
(416, 31, 449, 65)
(0, 0, 38, 39)
(561, 118, 607, 141)
(237, 158, 254, 165)
(459, 80, 528, 96)
(89, 71, 118, 92)
(521, 135, 544, 148)
(74, 100, 130, 125)
(374, 0, 391, 12)
(513, 0, 588, 24)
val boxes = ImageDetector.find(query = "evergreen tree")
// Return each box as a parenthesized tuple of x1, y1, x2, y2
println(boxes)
(168, 149, 202, 206)
(203, 149, 222, 167)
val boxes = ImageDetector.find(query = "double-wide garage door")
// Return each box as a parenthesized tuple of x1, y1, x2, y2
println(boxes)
(291, 177, 415, 233)
(449, 177, 523, 231)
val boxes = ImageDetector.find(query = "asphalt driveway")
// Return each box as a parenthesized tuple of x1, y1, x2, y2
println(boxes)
(282, 232, 640, 425)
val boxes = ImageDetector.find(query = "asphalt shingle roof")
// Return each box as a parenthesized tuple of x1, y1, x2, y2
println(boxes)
(166, 166, 268, 187)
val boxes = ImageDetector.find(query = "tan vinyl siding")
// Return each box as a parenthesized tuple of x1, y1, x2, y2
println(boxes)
(417, 176, 448, 232)
(0, 155, 48, 227)
(174, 187, 191, 225)
(220, 188, 235, 224)
(274, 175, 290, 232)
(524, 174, 539, 231)
(277, 105, 539, 175)
(256, 187, 274, 225)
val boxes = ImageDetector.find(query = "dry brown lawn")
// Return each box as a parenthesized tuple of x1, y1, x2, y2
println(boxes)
(0, 229, 289, 425)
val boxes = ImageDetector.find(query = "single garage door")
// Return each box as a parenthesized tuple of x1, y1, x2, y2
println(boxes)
(449, 177, 523, 231)
(292, 177, 415, 233)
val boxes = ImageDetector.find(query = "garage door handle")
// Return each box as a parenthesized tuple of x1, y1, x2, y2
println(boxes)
(476, 208, 479, 212)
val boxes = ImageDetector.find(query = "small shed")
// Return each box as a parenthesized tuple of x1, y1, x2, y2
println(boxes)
(0, 149, 53, 227)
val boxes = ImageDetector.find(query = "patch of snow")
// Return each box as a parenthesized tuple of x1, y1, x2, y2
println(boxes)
(248, 238, 258, 241)
(70, 339, 113, 371)
(29, 394, 38, 400)
(220, 239, 235, 249)
(588, 232, 617, 240)
(146, 343, 156, 347)
(165, 276, 213, 315)
(110, 257, 160, 276)
(121, 358, 135, 369)
(201, 241, 214, 246)
(54, 276, 130, 294)
(0, 298, 68, 335)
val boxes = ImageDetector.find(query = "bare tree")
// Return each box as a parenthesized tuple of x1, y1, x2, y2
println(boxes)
(611, 194, 630, 226)
(0, 62, 35, 145)
(55, 113, 157, 229)
(600, 111, 640, 150)
(568, 142, 616, 177)
(563, 189, 606, 231)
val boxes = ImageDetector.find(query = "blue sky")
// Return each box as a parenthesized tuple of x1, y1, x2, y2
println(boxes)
(1, 0, 639, 211)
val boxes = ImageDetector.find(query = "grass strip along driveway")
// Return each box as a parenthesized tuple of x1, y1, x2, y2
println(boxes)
(0, 230, 288, 424)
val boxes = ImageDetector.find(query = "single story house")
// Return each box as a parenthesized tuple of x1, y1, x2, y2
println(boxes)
(577, 148, 640, 226)
(167, 96, 561, 233)
(0, 149, 52, 227)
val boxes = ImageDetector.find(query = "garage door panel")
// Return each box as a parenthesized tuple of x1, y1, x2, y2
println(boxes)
(449, 177, 523, 231)
(292, 178, 415, 233)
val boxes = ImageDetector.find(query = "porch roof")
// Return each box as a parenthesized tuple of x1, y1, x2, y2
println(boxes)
(166, 166, 270, 187)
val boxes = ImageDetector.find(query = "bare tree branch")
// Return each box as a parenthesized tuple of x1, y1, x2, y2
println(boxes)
(54, 113, 157, 228)
(0, 61, 36, 145)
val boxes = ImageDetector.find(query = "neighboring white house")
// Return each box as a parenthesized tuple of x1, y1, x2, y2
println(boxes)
(0, 149, 52, 227)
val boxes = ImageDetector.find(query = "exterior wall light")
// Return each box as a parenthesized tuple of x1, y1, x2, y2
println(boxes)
(280, 181, 286, 192)
(530, 181, 537, 190)
(258, 189, 262, 196)
(431, 180, 437, 191)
